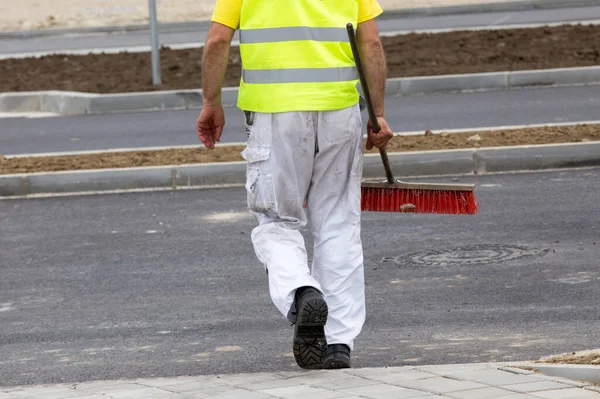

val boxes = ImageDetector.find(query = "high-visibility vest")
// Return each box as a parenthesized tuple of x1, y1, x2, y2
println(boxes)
(237, 0, 359, 113)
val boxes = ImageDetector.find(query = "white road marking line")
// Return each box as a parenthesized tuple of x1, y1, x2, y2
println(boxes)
(0, 112, 60, 119)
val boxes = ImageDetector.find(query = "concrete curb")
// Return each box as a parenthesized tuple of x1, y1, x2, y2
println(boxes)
(2, 0, 599, 39)
(2, 66, 600, 115)
(2, 142, 599, 198)
(0, 87, 239, 115)
(514, 362, 600, 385)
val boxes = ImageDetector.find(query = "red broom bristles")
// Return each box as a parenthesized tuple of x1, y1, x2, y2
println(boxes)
(361, 187, 478, 215)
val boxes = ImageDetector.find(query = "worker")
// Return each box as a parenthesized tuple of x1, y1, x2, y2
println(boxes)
(196, 0, 393, 369)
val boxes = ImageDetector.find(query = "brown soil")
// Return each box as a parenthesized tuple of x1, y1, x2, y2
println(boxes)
(2, 24, 600, 93)
(537, 350, 600, 365)
(1, 125, 598, 175)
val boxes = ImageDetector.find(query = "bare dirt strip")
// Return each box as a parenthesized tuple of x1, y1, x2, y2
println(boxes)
(1, 24, 600, 94)
(537, 349, 600, 365)
(2, 125, 599, 175)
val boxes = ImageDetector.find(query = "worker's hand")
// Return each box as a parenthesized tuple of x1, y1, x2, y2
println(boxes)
(366, 117, 393, 150)
(196, 104, 225, 150)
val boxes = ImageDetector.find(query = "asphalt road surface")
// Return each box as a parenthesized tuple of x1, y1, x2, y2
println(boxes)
(2, 85, 600, 155)
(2, 5, 600, 57)
(1, 168, 599, 387)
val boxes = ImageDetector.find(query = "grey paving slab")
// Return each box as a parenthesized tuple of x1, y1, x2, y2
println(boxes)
(535, 377, 589, 389)
(346, 368, 437, 383)
(309, 375, 378, 390)
(2, 364, 600, 399)
(530, 388, 600, 398)
(90, 386, 177, 398)
(445, 386, 520, 398)
(210, 390, 274, 399)
(229, 378, 304, 391)
(340, 383, 431, 398)
(177, 387, 252, 399)
(415, 364, 493, 376)
(393, 376, 488, 394)
(137, 377, 231, 393)
(7, 387, 92, 398)
(504, 381, 578, 393)
(450, 368, 544, 386)
(259, 385, 346, 399)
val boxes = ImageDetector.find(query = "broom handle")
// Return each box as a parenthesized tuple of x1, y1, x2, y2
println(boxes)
(346, 23, 396, 184)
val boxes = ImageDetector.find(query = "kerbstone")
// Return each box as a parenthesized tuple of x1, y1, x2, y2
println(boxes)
(24, 167, 173, 194)
(385, 80, 402, 96)
(0, 175, 27, 197)
(0, 92, 41, 112)
(40, 91, 92, 115)
(88, 92, 186, 114)
(363, 149, 475, 179)
(400, 72, 507, 95)
(174, 162, 246, 187)
(509, 67, 600, 89)
(474, 142, 600, 173)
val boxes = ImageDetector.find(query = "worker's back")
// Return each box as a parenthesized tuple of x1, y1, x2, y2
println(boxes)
(237, 0, 361, 113)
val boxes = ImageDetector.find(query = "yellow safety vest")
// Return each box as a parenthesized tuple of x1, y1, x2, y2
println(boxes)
(237, 0, 360, 113)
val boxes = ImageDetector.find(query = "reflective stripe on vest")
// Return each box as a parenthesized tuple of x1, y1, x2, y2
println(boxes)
(243, 67, 358, 84)
(239, 26, 348, 44)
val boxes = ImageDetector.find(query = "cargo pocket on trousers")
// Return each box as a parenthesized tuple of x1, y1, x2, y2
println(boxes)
(241, 146, 277, 213)
(324, 105, 361, 144)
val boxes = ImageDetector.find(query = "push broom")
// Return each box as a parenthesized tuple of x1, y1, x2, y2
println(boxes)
(347, 23, 478, 215)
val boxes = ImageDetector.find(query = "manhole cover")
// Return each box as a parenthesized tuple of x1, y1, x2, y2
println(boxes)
(385, 244, 548, 267)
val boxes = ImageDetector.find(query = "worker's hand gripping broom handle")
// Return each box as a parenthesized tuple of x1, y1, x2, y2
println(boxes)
(346, 23, 395, 184)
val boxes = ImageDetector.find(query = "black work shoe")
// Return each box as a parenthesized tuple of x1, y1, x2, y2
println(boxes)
(292, 287, 328, 369)
(323, 344, 351, 369)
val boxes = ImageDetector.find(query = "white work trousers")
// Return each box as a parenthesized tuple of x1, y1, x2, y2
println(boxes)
(241, 103, 365, 349)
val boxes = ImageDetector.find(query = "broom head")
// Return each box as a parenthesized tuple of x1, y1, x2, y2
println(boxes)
(361, 180, 478, 215)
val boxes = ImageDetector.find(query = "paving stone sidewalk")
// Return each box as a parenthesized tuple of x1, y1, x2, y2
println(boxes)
(2, 363, 599, 399)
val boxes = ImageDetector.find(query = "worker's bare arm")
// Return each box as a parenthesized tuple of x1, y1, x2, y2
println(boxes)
(196, 22, 235, 149)
(356, 19, 386, 118)
(356, 19, 392, 150)
(202, 22, 236, 105)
